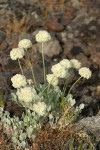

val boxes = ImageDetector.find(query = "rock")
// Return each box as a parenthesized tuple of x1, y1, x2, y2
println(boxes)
(0, 74, 7, 90)
(24, 64, 44, 84)
(36, 40, 62, 58)
(60, 31, 67, 42)
(16, 0, 37, 5)
(67, 33, 74, 39)
(63, 41, 73, 56)
(0, 31, 6, 44)
(71, 46, 83, 55)
(61, 7, 76, 26)
(78, 114, 100, 142)
(76, 53, 91, 67)
(0, 41, 8, 51)
(2, 58, 19, 73)
(80, 95, 97, 106)
(90, 51, 100, 66)
(46, 19, 64, 32)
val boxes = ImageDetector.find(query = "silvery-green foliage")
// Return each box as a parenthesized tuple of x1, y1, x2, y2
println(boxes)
(0, 78, 85, 149)
(0, 107, 40, 149)
(39, 84, 62, 108)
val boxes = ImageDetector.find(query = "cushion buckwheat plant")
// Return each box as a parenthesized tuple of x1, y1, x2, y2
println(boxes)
(0, 30, 92, 150)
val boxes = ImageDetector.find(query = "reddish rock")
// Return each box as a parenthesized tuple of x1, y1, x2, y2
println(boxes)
(0, 41, 8, 51)
(46, 19, 64, 32)
(61, 8, 76, 26)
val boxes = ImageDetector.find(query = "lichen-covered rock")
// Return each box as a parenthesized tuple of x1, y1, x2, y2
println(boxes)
(78, 114, 100, 143)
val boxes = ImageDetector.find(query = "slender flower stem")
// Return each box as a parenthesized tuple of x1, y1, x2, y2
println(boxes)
(40, 75, 56, 95)
(25, 49, 37, 88)
(29, 61, 37, 87)
(42, 42, 46, 82)
(40, 83, 49, 95)
(18, 59, 24, 76)
(62, 69, 74, 96)
(68, 77, 82, 95)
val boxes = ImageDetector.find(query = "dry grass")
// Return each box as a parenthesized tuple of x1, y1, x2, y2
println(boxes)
(5, 15, 34, 35)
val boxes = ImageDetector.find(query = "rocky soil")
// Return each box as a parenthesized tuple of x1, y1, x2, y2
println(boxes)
(0, 0, 100, 149)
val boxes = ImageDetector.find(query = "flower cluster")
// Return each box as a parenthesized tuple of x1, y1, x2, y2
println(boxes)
(10, 39, 32, 61)
(70, 59, 81, 69)
(46, 74, 58, 86)
(0, 30, 92, 149)
(51, 63, 69, 78)
(11, 74, 27, 88)
(10, 48, 25, 60)
(33, 102, 47, 116)
(46, 58, 91, 87)
(60, 59, 72, 69)
(18, 39, 32, 49)
(79, 67, 92, 79)
(36, 30, 51, 43)
(16, 86, 37, 103)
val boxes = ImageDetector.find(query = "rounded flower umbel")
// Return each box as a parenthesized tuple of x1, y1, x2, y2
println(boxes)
(60, 59, 72, 69)
(36, 30, 51, 43)
(70, 59, 81, 69)
(51, 63, 69, 79)
(16, 87, 37, 103)
(33, 102, 47, 116)
(46, 74, 58, 86)
(11, 74, 27, 88)
(18, 39, 32, 49)
(10, 48, 25, 60)
(79, 67, 92, 79)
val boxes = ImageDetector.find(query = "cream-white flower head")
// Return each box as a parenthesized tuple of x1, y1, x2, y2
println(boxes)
(33, 102, 47, 116)
(70, 59, 81, 69)
(16, 87, 37, 103)
(79, 67, 92, 79)
(46, 74, 58, 86)
(60, 59, 72, 69)
(36, 30, 51, 43)
(11, 74, 27, 88)
(51, 63, 69, 78)
(79, 103, 84, 110)
(10, 48, 25, 60)
(18, 39, 32, 49)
